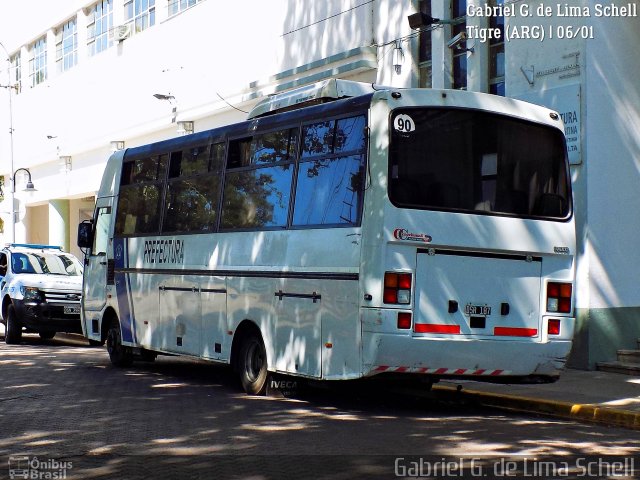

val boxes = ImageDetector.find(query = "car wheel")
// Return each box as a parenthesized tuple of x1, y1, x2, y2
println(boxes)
(106, 317, 133, 367)
(5, 305, 22, 344)
(38, 331, 56, 340)
(239, 331, 268, 395)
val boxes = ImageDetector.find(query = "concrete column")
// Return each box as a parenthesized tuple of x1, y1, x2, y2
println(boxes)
(432, 0, 451, 88)
(155, 0, 169, 24)
(46, 29, 56, 81)
(19, 46, 29, 91)
(49, 200, 70, 251)
(13, 197, 30, 243)
(76, 8, 89, 64)
(113, 0, 126, 26)
(466, 0, 489, 93)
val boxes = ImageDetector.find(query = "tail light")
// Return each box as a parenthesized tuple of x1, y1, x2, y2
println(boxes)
(548, 319, 561, 335)
(397, 312, 412, 329)
(384, 272, 412, 304)
(547, 282, 572, 314)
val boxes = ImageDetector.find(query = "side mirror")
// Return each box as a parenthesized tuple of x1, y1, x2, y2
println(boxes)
(77, 220, 94, 249)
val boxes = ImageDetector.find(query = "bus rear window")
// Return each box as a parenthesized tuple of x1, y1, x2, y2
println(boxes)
(389, 108, 571, 220)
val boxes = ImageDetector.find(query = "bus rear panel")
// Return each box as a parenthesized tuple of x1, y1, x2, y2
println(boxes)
(361, 89, 574, 383)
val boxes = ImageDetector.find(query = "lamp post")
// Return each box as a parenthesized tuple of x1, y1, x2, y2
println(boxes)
(0, 168, 37, 242)
(0, 40, 17, 242)
(12, 168, 37, 193)
(153, 93, 177, 123)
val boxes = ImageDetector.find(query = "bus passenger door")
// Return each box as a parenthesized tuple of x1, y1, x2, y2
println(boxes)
(82, 200, 113, 338)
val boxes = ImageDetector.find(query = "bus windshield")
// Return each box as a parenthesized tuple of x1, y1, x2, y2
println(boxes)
(389, 108, 571, 219)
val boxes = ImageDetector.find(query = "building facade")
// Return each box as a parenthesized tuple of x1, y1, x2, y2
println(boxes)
(0, 0, 638, 367)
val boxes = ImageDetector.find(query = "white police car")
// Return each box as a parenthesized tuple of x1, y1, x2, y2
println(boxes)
(0, 244, 83, 344)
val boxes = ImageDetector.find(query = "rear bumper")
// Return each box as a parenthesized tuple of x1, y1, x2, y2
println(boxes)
(362, 331, 573, 380)
(12, 299, 82, 334)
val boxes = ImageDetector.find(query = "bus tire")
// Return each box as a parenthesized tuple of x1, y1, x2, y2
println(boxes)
(106, 317, 133, 367)
(5, 305, 22, 344)
(239, 332, 268, 395)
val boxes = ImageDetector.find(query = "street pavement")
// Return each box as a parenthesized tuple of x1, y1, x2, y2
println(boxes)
(1, 331, 640, 479)
(2, 327, 640, 431)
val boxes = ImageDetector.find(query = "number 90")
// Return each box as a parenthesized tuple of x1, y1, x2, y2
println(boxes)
(394, 114, 415, 133)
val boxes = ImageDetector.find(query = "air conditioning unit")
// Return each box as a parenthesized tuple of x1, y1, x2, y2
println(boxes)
(110, 24, 131, 42)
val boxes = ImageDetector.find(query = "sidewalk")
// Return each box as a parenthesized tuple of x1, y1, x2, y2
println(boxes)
(434, 368, 640, 430)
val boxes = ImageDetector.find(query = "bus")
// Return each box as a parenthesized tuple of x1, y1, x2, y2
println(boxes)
(77, 79, 575, 395)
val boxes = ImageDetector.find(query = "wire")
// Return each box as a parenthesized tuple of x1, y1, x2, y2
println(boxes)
(216, 92, 248, 114)
(370, 23, 440, 69)
(282, 0, 376, 36)
(372, 23, 440, 49)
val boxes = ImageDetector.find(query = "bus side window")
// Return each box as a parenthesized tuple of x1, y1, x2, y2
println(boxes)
(293, 115, 367, 226)
(94, 207, 112, 255)
(162, 141, 222, 233)
(221, 130, 296, 230)
(227, 138, 252, 169)
(115, 154, 167, 235)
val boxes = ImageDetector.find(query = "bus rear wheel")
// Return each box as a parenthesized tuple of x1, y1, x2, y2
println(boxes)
(106, 317, 133, 367)
(239, 332, 267, 395)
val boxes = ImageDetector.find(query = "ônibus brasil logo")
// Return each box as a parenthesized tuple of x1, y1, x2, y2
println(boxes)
(393, 228, 432, 243)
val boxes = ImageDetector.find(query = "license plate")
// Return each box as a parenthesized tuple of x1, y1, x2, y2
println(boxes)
(464, 304, 491, 316)
(64, 306, 80, 314)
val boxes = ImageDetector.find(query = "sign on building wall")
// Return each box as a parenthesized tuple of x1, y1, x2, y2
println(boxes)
(515, 84, 582, 165)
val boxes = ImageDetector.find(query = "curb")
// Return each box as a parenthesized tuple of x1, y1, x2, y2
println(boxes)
(432, 385, 640, 431)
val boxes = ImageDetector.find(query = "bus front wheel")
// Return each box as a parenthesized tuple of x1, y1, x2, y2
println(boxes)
(239, 332, 267, 395)
(106, 317, 133, 367)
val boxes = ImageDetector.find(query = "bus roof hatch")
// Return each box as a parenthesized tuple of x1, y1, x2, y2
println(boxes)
(247, 79, 377, 120)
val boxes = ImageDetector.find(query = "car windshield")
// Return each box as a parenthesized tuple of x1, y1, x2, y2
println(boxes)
(389, 108, 572, 220)
(11, 251, 83, 276)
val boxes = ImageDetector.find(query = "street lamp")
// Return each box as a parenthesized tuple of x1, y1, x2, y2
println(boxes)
(12, 168, 37, 193)
(0, 168, 37, 242)
(153, 93, 177, 123)
(152, 93, 175, 103)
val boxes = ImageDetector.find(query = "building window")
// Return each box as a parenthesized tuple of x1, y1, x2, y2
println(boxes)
(451, 0, 466, 90)
(418, 0, 432, 88)
(56, 18, 78, 73)
(125, 0, 156, 33)
(10, 53, 21, 93)
(87, 0, 114, 56)
(168, 0, 201, 17)
(489, 0, 505, 95)
(29, 37, 47, 87)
